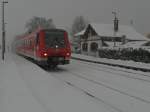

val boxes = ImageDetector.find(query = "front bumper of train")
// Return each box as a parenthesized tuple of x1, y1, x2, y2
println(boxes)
(37, 56, 70, 65)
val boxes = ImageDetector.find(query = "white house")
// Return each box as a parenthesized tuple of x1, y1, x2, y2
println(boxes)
(74, 23, 149, 56)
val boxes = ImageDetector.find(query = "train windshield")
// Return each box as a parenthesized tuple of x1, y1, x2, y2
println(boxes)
(45, 31, 65, 48)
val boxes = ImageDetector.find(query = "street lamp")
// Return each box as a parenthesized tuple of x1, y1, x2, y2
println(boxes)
(2, 1, 8, 60)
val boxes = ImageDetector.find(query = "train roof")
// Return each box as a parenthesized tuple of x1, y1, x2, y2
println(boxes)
(40, 28, 67, 32)
(16, 28, 67, 39)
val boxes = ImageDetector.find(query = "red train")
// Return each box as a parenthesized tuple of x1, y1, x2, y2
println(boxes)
(15, 28, 71, 68)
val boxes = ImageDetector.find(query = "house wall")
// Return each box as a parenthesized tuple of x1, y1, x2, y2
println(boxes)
(81, 36, 102, 57)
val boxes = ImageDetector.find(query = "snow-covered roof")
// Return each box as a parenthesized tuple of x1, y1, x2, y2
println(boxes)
(90, 23, 148, 41)
(74, 29, 86, 36)
(104, 42, 123, 48)
(121, 41, 149, 49)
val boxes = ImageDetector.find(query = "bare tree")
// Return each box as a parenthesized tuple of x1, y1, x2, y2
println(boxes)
(71, 16, 88, 35)
(25, 16, 56, 32)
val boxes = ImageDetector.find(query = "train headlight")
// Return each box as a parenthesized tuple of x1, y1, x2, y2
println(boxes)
(66, 53, 70, 56)
(44, 53, 48, 56)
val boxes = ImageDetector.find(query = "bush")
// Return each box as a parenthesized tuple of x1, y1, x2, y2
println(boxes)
(98, 48, 150, 63)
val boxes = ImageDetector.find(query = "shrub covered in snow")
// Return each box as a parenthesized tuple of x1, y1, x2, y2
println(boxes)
(98, 48, 150, 63)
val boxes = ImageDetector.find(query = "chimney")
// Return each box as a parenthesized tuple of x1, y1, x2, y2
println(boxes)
(114, 17, 119, 32)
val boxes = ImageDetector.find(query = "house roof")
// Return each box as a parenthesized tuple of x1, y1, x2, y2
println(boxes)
(74, 29, 86, 37)
(121, 41, 149, 48)
(75, 23, 149, 41)
(90, 23, 148, 41)
(104, 42, 123, 48)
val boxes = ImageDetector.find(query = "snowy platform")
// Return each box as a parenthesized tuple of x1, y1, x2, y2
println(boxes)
(72, 53, 150, 72)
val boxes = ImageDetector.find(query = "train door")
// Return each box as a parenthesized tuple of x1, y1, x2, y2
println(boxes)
(34, 33, 39, 60)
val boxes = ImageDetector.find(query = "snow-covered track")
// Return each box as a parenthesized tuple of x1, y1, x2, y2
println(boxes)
(66, 70, 150, 104)
(46, 67, 150, 112)
(48, 71, 124, 112)
(72, 57, 150, 72)
(77, 60, 150, 83)
(65, 81, 124, 112)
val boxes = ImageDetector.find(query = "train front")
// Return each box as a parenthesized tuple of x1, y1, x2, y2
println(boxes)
(38, 29, 71, 67)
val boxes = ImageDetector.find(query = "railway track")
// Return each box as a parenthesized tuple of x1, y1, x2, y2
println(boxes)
(65, 81, 124, 112)
(66, 70, 150, 104)
(45, 64, 150, 112)
(75, 60, 150, 83)
(48, 71, 124, 112)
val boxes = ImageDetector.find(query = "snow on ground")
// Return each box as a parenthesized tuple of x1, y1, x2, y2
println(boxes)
(72, 53, 150, 69)
(1, 52, 150, 112)
(51, 59, 150, 112)
(0, 53, 115, 112)
(0, 55, 46, 112)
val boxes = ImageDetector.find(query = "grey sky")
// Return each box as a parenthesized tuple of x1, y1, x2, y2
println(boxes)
(2, 0, 150, 43)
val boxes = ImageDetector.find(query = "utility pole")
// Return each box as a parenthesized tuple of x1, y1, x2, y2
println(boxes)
(112, 11, 119, 47)
(2, 1, 8, 60)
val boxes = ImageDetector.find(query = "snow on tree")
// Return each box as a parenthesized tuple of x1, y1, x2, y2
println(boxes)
(71, 16, 88, 35)
(25, 16, 56, 33)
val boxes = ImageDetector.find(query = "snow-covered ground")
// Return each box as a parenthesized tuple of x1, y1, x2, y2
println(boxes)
(1, 52, 150, 112)
(0, 53, 112, 112)
(53, 59, 150, 112)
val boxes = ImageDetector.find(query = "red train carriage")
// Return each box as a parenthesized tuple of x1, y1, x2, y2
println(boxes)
(15, 28, 71, 68)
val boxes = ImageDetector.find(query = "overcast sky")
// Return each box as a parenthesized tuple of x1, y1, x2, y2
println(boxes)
(2, 0, 150, 44)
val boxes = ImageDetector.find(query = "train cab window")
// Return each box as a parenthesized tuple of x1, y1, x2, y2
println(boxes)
(45, 31, 65, 48)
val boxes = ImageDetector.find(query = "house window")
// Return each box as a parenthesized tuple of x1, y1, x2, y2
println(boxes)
(82, 43, 88, 51)
(90, 42, 98, 52)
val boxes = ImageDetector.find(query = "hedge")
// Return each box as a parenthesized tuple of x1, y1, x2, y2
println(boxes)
(98, 48, 150, 63)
